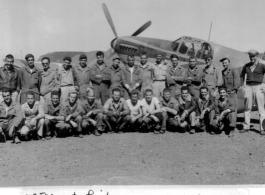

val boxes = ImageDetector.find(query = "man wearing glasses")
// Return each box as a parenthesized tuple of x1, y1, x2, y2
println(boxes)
(185, 56, 202, 98)
(39, 57, 59, 105)
(240, 50, 265, 135)
(19, 54, 42, 104)
(201, 54, 223, 100)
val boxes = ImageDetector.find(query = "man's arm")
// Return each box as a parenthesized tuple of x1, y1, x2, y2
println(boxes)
(150, 99, 162, 115)
(185, 98, 197, 115)
(121, 68, 131, 91)
(165, 67, 175, 85)
(133, 107, 143, 120)
(103, 98, 114, 116)
(33, 103, 44, 120)
(12, 104, 24, 128)
(174, 69, 187, 82)
(240, 66, 246, 87)
(120, 100, 130, 116)
(233, 69, 241, 91)
(133, 68, 143, 89)
(216, 68, 223, 87)
(89, 65, 102, 85)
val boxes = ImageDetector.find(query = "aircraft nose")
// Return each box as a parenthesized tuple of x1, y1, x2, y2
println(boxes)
(111, 38, 118, 51)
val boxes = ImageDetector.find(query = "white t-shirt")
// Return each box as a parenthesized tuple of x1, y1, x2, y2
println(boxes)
(141, 97, 160, 113)
(129, 66, 134, 83)
(126, 99, 142, 117)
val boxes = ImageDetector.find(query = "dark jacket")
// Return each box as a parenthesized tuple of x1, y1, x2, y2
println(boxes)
(195, 94, 215, 115)
(215, 97, 236, 115)
(89, 62, 110, 86)
(222, 67, 240, 93)
(0, 65, 21, 92)
(176, 94, 197, 115)
(43, 102, 62, 116)
(166, 65, 187, 87)
(59, 100, 82, 119)
(240, 62, 265, 86)
(185, 66, 202, 89)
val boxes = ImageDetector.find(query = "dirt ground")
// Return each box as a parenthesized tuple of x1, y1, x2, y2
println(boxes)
(1, 111, 265, 186)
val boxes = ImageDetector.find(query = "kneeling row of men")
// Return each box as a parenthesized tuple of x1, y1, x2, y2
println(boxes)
(0, 83, 236, 143)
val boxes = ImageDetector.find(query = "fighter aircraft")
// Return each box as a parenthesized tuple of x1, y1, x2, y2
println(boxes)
(10, 3, 259, 113)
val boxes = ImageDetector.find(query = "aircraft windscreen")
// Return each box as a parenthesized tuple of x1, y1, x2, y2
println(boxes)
(179, 41, 199, 57)
(171, 41, 180, 52)
(196, 42, 212, 59)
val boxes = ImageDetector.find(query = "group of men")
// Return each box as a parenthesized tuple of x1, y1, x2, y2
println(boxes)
(0, 48, 265, 144)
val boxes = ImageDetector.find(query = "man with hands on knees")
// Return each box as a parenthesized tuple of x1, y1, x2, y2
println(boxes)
(141, 89, 164, 134)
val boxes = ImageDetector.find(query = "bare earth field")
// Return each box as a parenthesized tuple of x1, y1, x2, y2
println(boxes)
(1, 111, 265, 186)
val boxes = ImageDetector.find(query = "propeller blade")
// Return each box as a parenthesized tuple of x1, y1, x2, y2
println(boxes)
(131, 21, 152, 36)
(102, 3, 118, 38)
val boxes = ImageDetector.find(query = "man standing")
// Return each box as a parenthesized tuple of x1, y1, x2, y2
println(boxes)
(57, 56, 79, 103)
(40, 57, 59, 105)
(138, 52, 153, 98)
(90, 51, 110, 105)
(19, 54, 42, 104)
(103, 88, 130, 133)
(122, 54, 143, 100)
(175, 86, 197, 133)
(160, 88, 179, 132)
(185, 56, 202, 98)
(0, 54, 21, 103)
(152, 53, 168, 98)
(43, 91, 64, 138)
(20, 91, 45, 141)
(141, 89, 163, 134)
(80, 88, 105, 136)
(126, 89, 143, 131)
(201, 54, 223, 99)
(194, 86, 216, 134)
(0, 88, 23, 143)
(220, 58, 240, 108)
(240, 49, 265, 134)
(166, 54, 187, 98)
(107, 57, 124, 97)
(73, 54, 91, 100)
(213, 86, 237, 137)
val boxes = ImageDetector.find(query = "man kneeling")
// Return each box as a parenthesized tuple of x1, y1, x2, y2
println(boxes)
(141, 89, 163, 134)
(213, 86, 237, 137)
(0, 88, 23, 143)
(80, 88, 105, 136)
(56, 90, 83, 138)
(175, 86, 197, 133)
(43, 91, 65, 138)
(160, 88, 179, 132)
(126, 89, 143, 131)
(21, 91, 45, 141)
(103, 88, 130, 133)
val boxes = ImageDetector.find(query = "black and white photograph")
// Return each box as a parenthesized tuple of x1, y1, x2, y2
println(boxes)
(0, 0, 265, 193)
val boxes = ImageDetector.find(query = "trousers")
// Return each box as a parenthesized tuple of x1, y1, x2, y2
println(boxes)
(143, 112, 163, 130)
(153, 81, 165, 98)
(82, 113, 105, 133)
(243, 84, 265, 131)
(56, 115, 82, 136)
(20, 118, 45, 137)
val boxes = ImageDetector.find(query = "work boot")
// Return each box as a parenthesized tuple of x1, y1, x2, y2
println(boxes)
(160, 129, 165, 134)
(78, 134, 84, 138)
(45, 136, 51, 140)
(12, 129, 21, 144)
(239, 129, 249, 133)
(93, 130, 101, 136)
(154, 129, 160, 134)
(260, 130, 265, 135)
(189, 128, 196, 134)
(228, 129, 235, 138)
(0, 132, 6, 143)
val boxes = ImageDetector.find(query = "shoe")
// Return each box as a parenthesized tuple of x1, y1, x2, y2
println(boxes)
(0, 132, 6, 143)
(117, 130, 123, 134)
(209, 131, 216, 135)
(189, 129, 195, 134)
(260, 130, 265, 135)
(14, 136, 21, 144)
(78, 134, 84, 138)
(154, 129, 160, 134)
(45, 136, 51, 140)
(240, 129, 249, 133)
(93, 130, 101, 136)
(38, 136, 45, 141)
(160, 129, 165, 134)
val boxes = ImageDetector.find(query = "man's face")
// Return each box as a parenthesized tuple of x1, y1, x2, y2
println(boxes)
(113, 59, 120, 68)
(87, 93, 95, 102)
(131, 94, 139, 104)
(97, 55, 104, 64)
(69, 93, 77, 104)
(5, 58, 14, 68)
(181, 90, 189, 100)
(219, 89, 227, 99)
(27, 94, 35, 105)
(222, 59, 230, 70)
(63, 60, 71, 67)
(249, 55, 258, 63)
(156, 55, 163, 64)
(113, 91, 121, 102)
(42, 59, 50, 70)
(127, 57, 135, 66)
(171, 57, 178, 67)
(145, 91, 153, 102)
(80, 59, 87, 66)
(189, 58, 196, 69)
(51, 95, 59, 105)
(27, 57, 35, 66)
(140, 55, 147, 65)
(163, 92, 171, 101)
(205, 58, 212, 66)
(2, 92, 11, 103)
(200, 89, 208, 99)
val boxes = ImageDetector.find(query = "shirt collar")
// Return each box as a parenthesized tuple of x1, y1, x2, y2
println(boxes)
(179, 94, 191, 104)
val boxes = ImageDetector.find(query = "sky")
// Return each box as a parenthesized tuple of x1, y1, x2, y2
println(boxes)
(0, 0, 265, 60)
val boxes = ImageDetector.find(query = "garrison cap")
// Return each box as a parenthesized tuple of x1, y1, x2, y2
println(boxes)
(51, 91, 60, 97)
(113, 57, 120, 61)
(248, 49, 259, 56)
(68, 87, 78, 95)
(203, 53, 213, 59)
(1, 88, 11, 94)
(79, 54, 87, 60)
(130, 89, 139, 95)
(219, 57, 229, 62)
(25, 54, 34, 60)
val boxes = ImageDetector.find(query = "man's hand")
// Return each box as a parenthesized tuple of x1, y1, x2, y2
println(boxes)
(30, 118, 37, 130)
(188, 77, 193, 80)
(65, 115, 72, 122)
(142, 113, 150, 120)
(219, 112, 224, 122)
(86, 111, 93, 118)
(161, 107, 167, 112)
(69, 120, 78, 128)
(95, 75, 102, 78)
(113, 111, 120, 118)
(45, 115, 54, 120)
(150, 115, 159, 123)
(180, 112, 186, 121)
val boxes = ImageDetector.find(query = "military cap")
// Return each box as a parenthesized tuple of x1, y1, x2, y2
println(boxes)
(51, 91, 60, 97)
(63, 56, 72, 62)
(1, 88, 11, 94)
(219, 57, 229, 62)
(203, 54, 213, 59)
(130, 89, 139, 95)
(79, 54, 87, 60)
(68, 87, 78, 95)
(248, 49, 259, 56)
(113, 57, 120, 61)
(25, 54, 34, 60)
